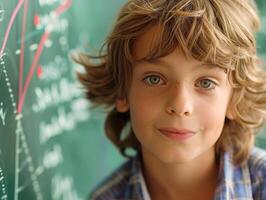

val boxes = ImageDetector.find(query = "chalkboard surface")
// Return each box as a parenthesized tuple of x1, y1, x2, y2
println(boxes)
(0, 0, 265, 200)
(0, 0, 125, 199)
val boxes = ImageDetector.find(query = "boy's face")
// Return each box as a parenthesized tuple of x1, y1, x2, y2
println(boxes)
(116, 25, 233, 164)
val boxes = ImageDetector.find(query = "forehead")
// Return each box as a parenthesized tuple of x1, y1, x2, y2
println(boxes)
(132, 25, 163, 61)
(132, 25, 226, 73)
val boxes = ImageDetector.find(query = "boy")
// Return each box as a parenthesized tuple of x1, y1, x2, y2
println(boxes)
(74, 0, 266, 199)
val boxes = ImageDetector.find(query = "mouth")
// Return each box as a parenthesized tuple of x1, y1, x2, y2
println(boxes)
(157, 128, 196, 141)
(159, 127, 195, 134)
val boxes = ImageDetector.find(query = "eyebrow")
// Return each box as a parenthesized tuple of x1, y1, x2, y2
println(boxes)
(137, 58, 227, 73)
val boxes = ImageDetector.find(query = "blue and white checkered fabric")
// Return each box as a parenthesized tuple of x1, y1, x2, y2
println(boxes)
(89, 147, 266, 200)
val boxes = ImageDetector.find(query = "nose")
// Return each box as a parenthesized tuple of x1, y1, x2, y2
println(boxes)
(165, 84, 193, 117)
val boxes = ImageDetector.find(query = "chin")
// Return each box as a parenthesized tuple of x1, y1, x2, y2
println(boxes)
(154, 151, 197, 164)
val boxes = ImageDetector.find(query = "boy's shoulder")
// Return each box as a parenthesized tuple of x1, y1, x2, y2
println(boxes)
(89, 159, 132, 200)
(89, 156, 141, 200)
(246, 146, 266, 198)
(216, 146, 266, 199)
(248, 146, 266, 173)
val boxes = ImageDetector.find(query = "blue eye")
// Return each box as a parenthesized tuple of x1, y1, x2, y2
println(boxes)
(197, 79, 217, 90)
(143, 75, 163, 85)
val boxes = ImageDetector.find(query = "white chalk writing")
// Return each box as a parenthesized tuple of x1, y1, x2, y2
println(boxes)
(0, 9, 5, 22)
(39, 105, 89, 144)
(39, 0, 63, 6)
(36, 13, 68, 34)
(43, 145, 63, 169)
(51, 175, 81, 200)
(39, 55, 68, 81)
(32, 78, 81, 112)
(0, 102, 7, 126)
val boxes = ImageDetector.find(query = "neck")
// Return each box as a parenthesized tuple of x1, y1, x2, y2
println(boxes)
(141, 147, 219, 200)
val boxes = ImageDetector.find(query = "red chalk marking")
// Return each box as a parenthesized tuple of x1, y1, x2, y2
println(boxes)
(37, 65, 42, 78)
(34, 15, 40, 27)
(19, 0, 28, 105)
(17, 0, 72, 113)
(0, 0, 24, 57)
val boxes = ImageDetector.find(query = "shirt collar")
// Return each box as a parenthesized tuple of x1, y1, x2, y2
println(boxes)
(126, 150, 253, 200)
(126, 154, 151, 200)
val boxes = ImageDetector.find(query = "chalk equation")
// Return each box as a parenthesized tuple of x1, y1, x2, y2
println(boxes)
(0, 0, 90, 199)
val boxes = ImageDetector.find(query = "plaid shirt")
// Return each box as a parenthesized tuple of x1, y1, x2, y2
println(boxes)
(89, 147, 266, 200)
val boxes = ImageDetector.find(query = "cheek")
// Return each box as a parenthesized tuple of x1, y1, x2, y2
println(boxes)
(129, 81, 159, 111)
(128, 86, 162, 131)
(197, 96, 228, 133)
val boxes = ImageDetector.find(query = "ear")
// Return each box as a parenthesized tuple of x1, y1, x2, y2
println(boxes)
(226, 111, 234, 120)
(226, 91, 235, 120)
(115, 98, 129, 112)
(226, 105, 234, 120)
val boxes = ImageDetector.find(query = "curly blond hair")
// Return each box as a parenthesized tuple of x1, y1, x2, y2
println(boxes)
(74, 0, 266, 165)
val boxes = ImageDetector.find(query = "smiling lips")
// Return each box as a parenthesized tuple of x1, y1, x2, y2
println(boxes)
(158, 128, 196, 141)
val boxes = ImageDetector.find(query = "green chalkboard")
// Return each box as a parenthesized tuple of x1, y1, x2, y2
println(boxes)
(0, 0, 125, 199)
(0, 0, 265, 200)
